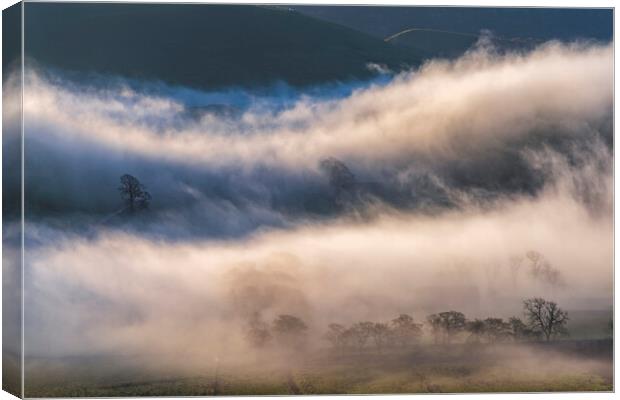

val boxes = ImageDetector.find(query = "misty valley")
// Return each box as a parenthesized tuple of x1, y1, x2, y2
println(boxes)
(2, 3, 614, 397)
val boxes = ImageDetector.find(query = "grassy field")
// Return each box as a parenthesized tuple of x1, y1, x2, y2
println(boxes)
(24, 339, 612, 397)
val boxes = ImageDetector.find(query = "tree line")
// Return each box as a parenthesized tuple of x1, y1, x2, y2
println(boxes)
(244, 297, 569, 353)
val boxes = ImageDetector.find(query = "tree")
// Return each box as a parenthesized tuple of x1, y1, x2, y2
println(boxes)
(525, 250, 543, 271)
(466, 319, 486, 343)
(391, 314, 423, 347)
(509, 316, 540, 341)
(245, 312, 272, 348)
(272, 314, 308, 349)
(119, 174, 151, 212)
(324, 323, 346, 351)
(426, 311, 466, 344)
(426, 314, 443, 344)
(320, 157, 356, 192)
(319, 157, 357, 207)
(526, 251, 564, 289)
(348, 321, 374, 351)
(481, 318, 512, 343)
(523, 298, 569, 341)
(369, 323, 392, 352)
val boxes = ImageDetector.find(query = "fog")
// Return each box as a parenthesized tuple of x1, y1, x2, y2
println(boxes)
(6, 40, 612, 369)
(24, 175, 611, 359)
(21, 42, 611, 170)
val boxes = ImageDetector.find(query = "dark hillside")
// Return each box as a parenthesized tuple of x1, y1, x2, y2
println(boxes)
(296, 7, 612, 60)
(295, 7, 613, 41)
(23, 3, 422, 89)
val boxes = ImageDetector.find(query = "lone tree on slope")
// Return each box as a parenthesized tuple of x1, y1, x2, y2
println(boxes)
(119, 174, 151, 212)
(523, 297, 569, 341)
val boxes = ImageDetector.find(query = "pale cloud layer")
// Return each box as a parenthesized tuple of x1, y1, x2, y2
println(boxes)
(25, 180, 611, 359)
(21, 42, 612, 170)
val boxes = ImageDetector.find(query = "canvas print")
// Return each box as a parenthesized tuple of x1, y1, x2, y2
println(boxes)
(2, 2, 614, 397)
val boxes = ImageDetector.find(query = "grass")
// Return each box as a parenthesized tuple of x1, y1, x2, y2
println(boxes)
(24, 340, 612, 397)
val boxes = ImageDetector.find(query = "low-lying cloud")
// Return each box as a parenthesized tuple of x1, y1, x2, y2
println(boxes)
(20, 42, 611, 169)
(24, 181, 611, 360)
(5, 39, 612, 366)
(6, 41, 612, 242)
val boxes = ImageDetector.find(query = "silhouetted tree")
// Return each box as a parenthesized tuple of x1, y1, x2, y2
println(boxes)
(319, 157, 357, 207)
(320, 157, 356, 192)
(370, 322, 392, 352)
(391, 314, 423, 347)
(272, 314, 308, 349)
(523, 298, 568, 341)
(526, 250, 543, 271)
(426, 314, 443, 344)
(482, 318, 512, 343)
(509, 316, 540, 341)
(119, 174, 151, 212)
(324, 323, 347, 352)
(426, 311, 466, 344)
(466, 319, 486, 343)
(348, 321, 374, 351)
(245, 312, 272, 348)
(526, 251, 564, 289)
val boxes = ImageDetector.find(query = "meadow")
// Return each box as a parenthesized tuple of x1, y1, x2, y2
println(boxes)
(23, 338, 612, 397)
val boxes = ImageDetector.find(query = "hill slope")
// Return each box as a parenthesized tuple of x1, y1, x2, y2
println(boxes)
(295, 7, 613, 41)
(23, 4, 422, 89)
(296, 7, 612, 60)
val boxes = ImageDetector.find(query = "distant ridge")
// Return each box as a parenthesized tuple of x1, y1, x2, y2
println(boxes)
(22, 3, 423, 89)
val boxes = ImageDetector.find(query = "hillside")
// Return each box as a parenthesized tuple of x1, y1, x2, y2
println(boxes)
(23, 4, 422, 89)
(295, 7, 613, 41)
(387, 28, 544, 59)
(296, 7, 612, 60)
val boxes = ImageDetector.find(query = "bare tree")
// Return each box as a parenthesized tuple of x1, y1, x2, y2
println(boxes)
(526, 250, 543, 270)
(391, 314, 423, 347)
(523, 298, 569, 341)
(539, 264, 563, 288)
(119, 174, 151, 212)
(525, 250, 564, 290)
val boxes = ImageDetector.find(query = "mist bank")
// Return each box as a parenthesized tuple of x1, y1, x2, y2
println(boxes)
(21, 41, 612, 169)
(24, 180, 611, 360)
(12, 40, 613, 364)
(9, 41, 613, 241)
